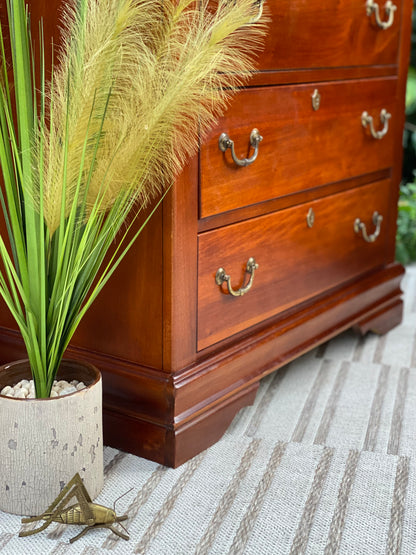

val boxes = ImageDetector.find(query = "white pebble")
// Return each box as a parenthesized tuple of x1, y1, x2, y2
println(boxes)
(15, 389, 27, 399)
(2, 378, 86, 398)
(60, 386, 77, 396)
(1, 386, 13, 396)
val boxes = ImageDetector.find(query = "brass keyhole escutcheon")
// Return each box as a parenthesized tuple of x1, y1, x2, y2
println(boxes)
(306, 208, 315, 228)
(312, 89, 321, 111)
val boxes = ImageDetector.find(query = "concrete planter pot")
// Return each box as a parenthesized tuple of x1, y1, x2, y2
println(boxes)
(0, 359, 103, 515)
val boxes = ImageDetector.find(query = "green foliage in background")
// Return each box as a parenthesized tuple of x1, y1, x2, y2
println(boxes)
(396, 182, 416, 264)
(396, 4, 416, 265)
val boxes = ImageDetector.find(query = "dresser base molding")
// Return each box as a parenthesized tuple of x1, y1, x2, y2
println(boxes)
(103, 383, 259, 467)
(353, 298, 404, 336)
(103, 264, 404, 467)
(0, 263, 403, 467)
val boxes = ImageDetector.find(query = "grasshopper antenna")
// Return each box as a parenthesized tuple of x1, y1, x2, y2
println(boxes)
(113, 487, 133, 513)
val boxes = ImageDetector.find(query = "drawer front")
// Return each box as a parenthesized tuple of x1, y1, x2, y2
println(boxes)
(258, 0, 401, 72)
(200, 78, 397, 218)
(197, 179, 390, 350)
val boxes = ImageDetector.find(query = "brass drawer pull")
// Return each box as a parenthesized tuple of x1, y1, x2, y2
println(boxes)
(361, 109, 391, 140)
(215, 257, 259, 297)
(219, 129, 263, 167)
(366, 0, 397, 30)
(354, 211, 383, 243)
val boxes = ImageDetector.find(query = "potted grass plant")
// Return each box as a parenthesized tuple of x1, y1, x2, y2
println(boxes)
(0, 0, 267, 515)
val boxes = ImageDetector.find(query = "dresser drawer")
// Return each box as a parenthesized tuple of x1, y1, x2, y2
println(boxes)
(200, 78, 397, 218)
(259, 0, 401, 72)
(197, 179, 390, 350)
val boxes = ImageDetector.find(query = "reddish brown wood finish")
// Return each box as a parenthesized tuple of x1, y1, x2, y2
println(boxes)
(0, 0, 412, 467)
(74, 204, 164, 369)
(249, 66, 399, 88)
(354, 299, 404, 336)
(198, 169, 392, 233)
(258, 0, 402, 72)
(200, 78, 398, 218)
(198, 179, 391, 349)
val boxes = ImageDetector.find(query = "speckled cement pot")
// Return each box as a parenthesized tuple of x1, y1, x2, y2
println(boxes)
(0, 359, 103, 515)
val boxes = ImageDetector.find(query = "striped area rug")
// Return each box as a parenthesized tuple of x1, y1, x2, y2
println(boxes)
(1, 265, 415, 554)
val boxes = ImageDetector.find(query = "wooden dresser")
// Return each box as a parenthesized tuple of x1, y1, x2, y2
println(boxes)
(0, 0, 413, 467)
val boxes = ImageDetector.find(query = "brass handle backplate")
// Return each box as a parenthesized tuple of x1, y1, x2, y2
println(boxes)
(215, 257, 258, 297)
(361, 109, 391, 140)
(354, 211, 383, 243)
(366, 0, 397, 30)
(219, 129, 263, 167)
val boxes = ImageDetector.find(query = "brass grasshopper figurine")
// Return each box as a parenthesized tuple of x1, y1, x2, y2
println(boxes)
(19, 473, 130, 543)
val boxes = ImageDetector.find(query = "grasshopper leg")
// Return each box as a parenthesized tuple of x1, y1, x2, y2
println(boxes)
(69, 523, 130, 543)
(69, 525, 94, 543)
(21, 515, 46, 523)
(108, 525, 129, 541)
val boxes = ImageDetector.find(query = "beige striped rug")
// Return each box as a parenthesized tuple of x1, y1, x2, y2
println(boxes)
(1, 265, 416, 554)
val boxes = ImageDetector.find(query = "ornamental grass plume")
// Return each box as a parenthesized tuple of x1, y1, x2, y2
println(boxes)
(0, 0, 267, 397)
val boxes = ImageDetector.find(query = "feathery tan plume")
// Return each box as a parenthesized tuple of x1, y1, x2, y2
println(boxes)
(37, 0, 268, 234)
(0, 0, 267, 395)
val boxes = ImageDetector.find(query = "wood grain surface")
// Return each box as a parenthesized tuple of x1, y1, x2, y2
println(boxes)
(0, 0, 410, 466)
(200, 78, 398, 217)
(198, 179, 391, 349)
(258, 0, 402, 71)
